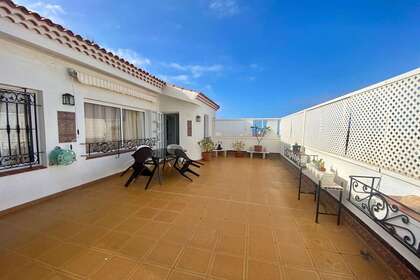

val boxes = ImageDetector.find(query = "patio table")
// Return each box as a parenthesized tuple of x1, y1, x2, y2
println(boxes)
(151, 148, 187, 183)
(299, 164, 343, 225)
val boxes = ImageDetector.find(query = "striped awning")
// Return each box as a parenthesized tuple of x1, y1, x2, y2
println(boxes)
(68, 68, 157, 103)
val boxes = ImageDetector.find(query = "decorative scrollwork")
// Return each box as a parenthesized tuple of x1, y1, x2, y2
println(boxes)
(85, 138, 158, 156)
(0, 89, 36, 105)
(0, 153, 38, 170)
(348, 176, 420, 257)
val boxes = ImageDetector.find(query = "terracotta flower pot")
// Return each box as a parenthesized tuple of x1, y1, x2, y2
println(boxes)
(234, 151, 243, 158)
(254, 145, 263, 152)
(202, 151, 212, 161)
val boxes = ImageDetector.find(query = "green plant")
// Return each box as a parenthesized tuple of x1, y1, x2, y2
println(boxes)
(232, 140, 245, 151)
(198, 137, 214, 152)
(251, 125, 271, 145)
(312, 158, 325, 170)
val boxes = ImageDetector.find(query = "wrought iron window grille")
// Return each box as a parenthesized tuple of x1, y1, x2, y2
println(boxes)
(0, 86, 42, 170)
(83, 138, 158, 158)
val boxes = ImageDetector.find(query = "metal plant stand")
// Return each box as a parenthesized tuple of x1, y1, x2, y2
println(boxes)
(315, 184, 344, 225)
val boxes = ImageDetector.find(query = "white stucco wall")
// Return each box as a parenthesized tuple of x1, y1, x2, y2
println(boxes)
(0, 26, 218, 211)
(158, 93, 216, 160)
(0, 35, 158, 211)
(214, 119, 282, 153)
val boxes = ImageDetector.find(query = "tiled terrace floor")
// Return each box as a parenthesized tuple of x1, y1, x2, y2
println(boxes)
(0, 157, 396, 280)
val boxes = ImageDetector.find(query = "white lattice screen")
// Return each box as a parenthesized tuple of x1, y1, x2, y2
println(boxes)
(382, 75, 420, 179)
(282, 70, 419, 180)
(304, 98, 350, 156)
(290, 113, 305, 144)
(347, 73, 420, 180)
(280, 117, 292, 144)
(280, 113, 305, 145)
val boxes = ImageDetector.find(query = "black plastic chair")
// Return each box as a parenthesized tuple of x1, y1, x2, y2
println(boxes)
(123, 146, 158, 189)
(173, 149, 203, 181)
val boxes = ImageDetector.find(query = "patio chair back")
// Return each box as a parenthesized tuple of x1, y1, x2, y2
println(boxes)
(124, 146, 157, 189)
(132, 146, 153, 164)
(167, 144, 183, 155)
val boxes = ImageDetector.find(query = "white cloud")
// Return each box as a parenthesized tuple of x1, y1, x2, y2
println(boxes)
(108, 48, 151, 68)
(158, 74, 191, 84)
(209, 0, 240, 17)
(163, 62, 223, 78)
(15, 1, 66, 24)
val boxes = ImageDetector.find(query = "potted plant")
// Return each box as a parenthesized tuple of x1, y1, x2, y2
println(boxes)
(251, 125, 271, 152)
(312, 158, 326, 171)
(198, 137, 214, 161)
(232, 140, 245, 157)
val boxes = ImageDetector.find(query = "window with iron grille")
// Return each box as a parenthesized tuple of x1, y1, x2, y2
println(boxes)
(84, 102, 150, 156)
(0, 85, 42, 171)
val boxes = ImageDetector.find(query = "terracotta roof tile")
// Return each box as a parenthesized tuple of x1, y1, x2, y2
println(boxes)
(0, 0, 166, 88)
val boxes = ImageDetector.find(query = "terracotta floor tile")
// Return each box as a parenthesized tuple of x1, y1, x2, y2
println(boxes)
(342, 254, 394, 280)
(62, 249, 109, 276)
(15, 234, 61, 258)
(189, 228, 218, 250)
(248, 237, 277, 263)
(283, 266, 320, 280)
(173, 214, 201, 226)
(38, 243, 84, 267)
(277, 244, 314, 269)
(176, 247, 211, 274)
(303, 233, 337, 252)
(163, 225, 195, 244)
(215, 234, 245, 256)
(319, 272, 355, 280)
(6, 261, 54, 280)
(247, 259, 281, 280)
(113, 217, 148, 234)
(118, 235, 156, 260)
(166, 201, 187, 212)
(249, 225, 274, 241)
(328, 232, 369, 255)
(274, 228, 305, 245)
(168, 270, 206, 280)
(136, 221, 171, 239)
(145, 241, 183, 267)
(94, 213, 125, 228)
(43, 220, 84, 240)
(45, 271, 79, 280)
(149, 199, 170, 209)
(154, 210, 179, 223)
(0, 158, 398, 279)
(218, 220, 246, 236)
(69, 225, 108, 246)
(136, 207, 160, 219)
(131, 263, 170, 280)
(211, 253, 244, 280)
(90, 256, 137, 280)
(94, 230, 130, 251)
(0, 250, 31, 278)
(309, 249, 352, 275)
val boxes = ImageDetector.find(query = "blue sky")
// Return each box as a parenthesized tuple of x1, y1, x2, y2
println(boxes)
(17, 0, 420, 118)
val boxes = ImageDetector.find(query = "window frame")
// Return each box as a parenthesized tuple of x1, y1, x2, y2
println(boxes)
(83, 100, 148, 157)
(0, 85, 43, 172)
